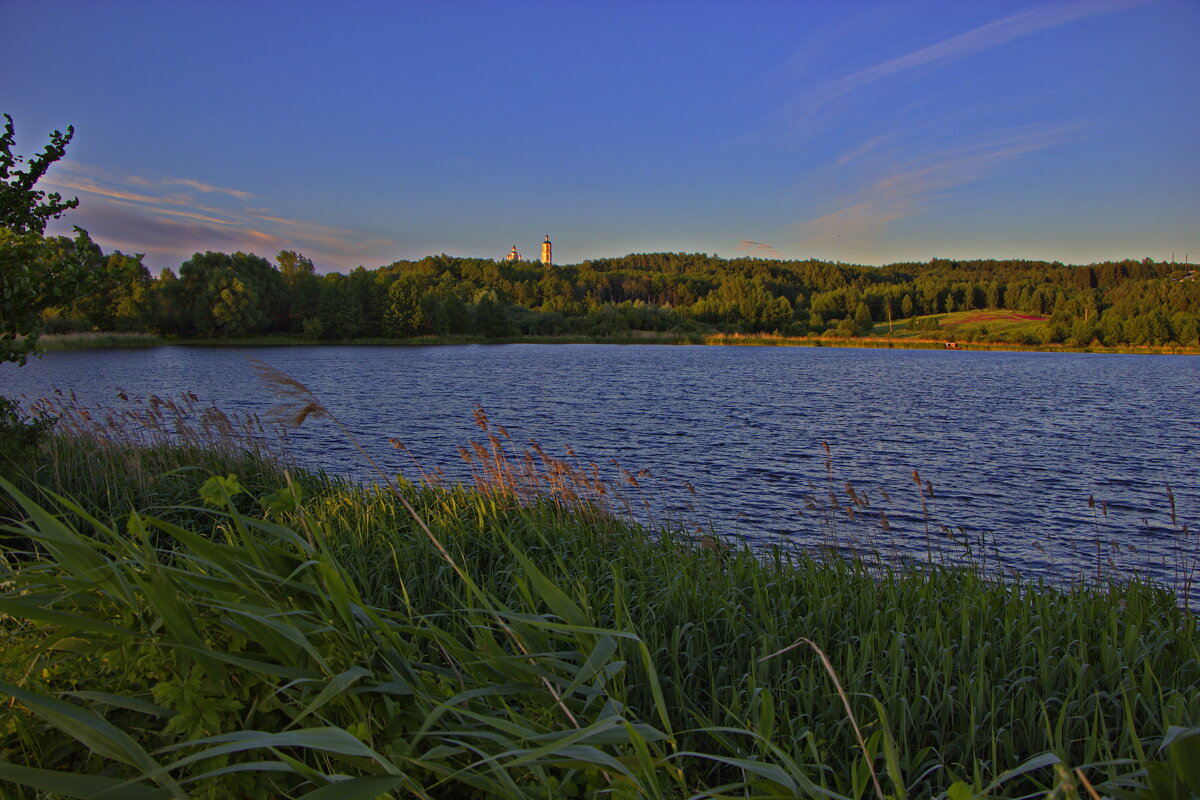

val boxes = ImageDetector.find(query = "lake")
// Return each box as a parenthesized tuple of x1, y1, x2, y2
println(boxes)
(2, 343, 1197, 598)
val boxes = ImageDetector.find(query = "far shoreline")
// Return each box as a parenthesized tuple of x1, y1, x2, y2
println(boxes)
(31, 330, 1200, 357)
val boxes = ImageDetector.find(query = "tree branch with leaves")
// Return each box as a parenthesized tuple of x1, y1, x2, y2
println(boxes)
(0, 113, 99, 364)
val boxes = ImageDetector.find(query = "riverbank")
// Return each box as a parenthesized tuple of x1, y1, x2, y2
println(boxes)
(35, 328, 1200, 356)
(1, 398, 1197, 799)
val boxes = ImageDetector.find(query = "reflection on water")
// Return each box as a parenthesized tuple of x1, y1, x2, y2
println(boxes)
(3, 343, 1197, 597)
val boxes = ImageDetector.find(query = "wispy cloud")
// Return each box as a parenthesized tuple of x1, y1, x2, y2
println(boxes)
(736, 240, 783, 258)
(42, 161, 396, 271)
(48, 176, 172, 207)
(797, 121, 1091, 248)
(161, 178, 255, 199)
(111, 200, 241, 227)
(793, 0, 1151, 127)
(832, 134, 891, 169)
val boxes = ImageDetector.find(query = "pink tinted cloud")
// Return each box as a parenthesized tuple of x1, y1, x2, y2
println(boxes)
(736, 240, 783, 258)
(163, 178, 255, 199)
(41, 161, 397, 272)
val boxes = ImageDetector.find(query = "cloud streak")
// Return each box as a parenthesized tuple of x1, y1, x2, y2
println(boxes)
(796, 0, 1151, 123)
(42, 161, 396, 272)
(797, 121, 1091, 248)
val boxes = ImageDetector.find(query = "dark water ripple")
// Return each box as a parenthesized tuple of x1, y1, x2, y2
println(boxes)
(2, 344, 1197, 599)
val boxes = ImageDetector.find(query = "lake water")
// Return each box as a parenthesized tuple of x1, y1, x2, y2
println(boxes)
(2, 344, 1197, 597)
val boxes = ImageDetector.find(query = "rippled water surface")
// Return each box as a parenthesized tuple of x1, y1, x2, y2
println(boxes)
(3, 344, 1197, 593)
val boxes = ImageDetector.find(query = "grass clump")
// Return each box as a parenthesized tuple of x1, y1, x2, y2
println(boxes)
(0, 386, 1197, 798)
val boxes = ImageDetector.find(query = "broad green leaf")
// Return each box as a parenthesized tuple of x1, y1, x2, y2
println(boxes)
(151, 727, 399, 777)
(0, 596, 135, 637)
(296, 775, 414, 799)
(980, 751, 1062, 794)
(67, 691, 176, 719)
(0, 679, 184, 797)
(946, 781, 974, 800)
(672, 751, 797, 792)
(0, 760, 171, 800)
(288, 666, 371, 727)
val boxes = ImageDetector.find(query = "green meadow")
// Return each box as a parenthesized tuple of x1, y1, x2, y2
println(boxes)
(874, 309, 1051, 341)
(0, 386, 1197, 799)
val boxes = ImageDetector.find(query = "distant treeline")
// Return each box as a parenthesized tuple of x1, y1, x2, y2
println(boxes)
(40, 242, 1200, 347)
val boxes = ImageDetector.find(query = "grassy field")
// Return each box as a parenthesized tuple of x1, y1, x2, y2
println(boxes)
(870, 309, 1050, 341)
(0, 387, 1197, 798)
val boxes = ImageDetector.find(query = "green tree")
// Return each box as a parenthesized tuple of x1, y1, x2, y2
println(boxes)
(148, 268, 186, 335)
(347, 267, 388, 337)
(63, 250, 151, 331)
(1171, 313, 1199, 346)
(1067, 318, 1098, 347)
(473, 292, 510, 337)
(385, 274, 429, 336)
(312, 273, 357, 340)
(0, 114, 97, 363)
(854, 301, 873, 332)
(177, 251, 287, 337)
(278, 250, 321, 333)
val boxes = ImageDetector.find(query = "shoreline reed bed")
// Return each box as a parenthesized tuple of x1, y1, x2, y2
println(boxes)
(34, 331, 167, 351)
(27, 329, 1200, 356)
(0, 386, 1197, 798)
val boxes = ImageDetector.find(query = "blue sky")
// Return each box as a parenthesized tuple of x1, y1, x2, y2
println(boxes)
(3, 0, 1197, 272)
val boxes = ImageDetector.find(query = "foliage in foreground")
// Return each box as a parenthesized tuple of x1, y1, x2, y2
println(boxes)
(0, 432, 1198, 798)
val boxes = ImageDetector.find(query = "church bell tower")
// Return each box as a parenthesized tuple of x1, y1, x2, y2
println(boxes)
(541, 234, 552, 266)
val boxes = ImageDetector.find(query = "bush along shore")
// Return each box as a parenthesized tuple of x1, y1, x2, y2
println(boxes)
(0, 384, 1198, 799)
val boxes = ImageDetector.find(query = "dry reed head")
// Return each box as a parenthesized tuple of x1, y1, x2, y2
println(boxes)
(448, 407, 658, 525)
(247, 358, 330, 430)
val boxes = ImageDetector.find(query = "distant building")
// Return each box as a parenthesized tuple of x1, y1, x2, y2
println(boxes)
(503, 235, 553, 265)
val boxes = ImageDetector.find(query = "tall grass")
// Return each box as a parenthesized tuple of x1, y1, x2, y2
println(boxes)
(0, 384, 1197, 798)
(3, 390, 294, 519)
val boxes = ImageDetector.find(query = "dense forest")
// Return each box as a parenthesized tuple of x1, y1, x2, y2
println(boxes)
(37, 241, 1200, 347)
